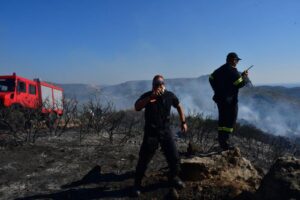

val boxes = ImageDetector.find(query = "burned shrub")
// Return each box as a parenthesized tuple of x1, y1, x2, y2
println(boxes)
(184, 113, 218, 153)
(117, 109, 144, 144)
(48, 97, 79, 136)
(0, 105, 46, 144)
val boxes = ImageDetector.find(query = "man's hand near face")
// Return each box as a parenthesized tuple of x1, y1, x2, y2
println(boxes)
(151, 85, 165, 100)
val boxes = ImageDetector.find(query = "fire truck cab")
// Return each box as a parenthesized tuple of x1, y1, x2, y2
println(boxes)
(0, 73, 63, 115)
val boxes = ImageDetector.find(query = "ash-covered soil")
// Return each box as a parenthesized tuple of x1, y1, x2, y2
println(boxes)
(0, 132, 203, 200)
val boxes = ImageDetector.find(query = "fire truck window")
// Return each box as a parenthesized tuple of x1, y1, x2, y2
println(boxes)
(0, 79, 15, 92)
(29, 84, 36, 95)
(18, 81, 26, 93)
(0, 85, 8, 91)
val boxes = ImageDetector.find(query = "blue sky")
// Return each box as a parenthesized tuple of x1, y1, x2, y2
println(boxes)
(1, 0, 300, 85)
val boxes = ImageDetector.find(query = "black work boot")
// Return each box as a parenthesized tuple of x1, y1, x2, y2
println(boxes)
(218, 132, 231, 151)
(132, 179, 142, 197)
(170, 176, 186, 190)
(166, 188, 179, 199)
(132, 185, 141, 197)
(226, 144, 235, 151)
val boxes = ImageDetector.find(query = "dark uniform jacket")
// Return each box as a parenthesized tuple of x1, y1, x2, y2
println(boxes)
(209, 63, 246, 104)
(136, 90, 180, 130)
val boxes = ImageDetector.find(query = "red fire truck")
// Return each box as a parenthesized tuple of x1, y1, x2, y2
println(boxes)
(0, 73, 63, 115)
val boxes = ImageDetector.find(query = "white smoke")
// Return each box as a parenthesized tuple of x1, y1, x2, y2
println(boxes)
(238, 97, 300, 136)
(100, 76, 300, 137)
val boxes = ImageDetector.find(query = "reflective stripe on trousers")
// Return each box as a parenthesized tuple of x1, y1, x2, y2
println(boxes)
(218, 126, 234, 133)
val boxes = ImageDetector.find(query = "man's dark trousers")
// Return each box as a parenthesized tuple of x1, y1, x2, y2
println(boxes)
(135, 127, 180, 186)
(217, 102, 238, 149)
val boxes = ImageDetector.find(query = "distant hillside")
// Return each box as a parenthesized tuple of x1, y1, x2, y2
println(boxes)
(250, 85, 300, 99)
(58, 83, 101, 103)
(59, 76, 300, 137)
(262, 83, 300, 88)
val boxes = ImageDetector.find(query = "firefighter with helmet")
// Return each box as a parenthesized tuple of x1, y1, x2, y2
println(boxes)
(209, 52, 249, 150)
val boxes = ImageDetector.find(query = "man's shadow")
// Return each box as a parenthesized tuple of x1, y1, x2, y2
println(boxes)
(16, 165, 170, 200)
(61, 165, 133, 188)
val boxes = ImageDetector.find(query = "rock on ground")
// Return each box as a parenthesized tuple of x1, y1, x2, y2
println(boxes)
(256, 156, 300, 200)
(180, 147, 262, 199)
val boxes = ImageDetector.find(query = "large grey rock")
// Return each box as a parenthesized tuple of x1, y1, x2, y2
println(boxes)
(256, 156, 300, 200)
(180, 148, 262, 198)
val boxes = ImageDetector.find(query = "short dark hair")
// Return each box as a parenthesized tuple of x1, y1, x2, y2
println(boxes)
(152, 74, 164, 82)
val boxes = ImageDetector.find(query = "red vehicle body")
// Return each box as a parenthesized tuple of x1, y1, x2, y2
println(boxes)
(0, 73, 63, 115)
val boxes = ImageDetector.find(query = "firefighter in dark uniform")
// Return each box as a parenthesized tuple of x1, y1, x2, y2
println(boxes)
(133, 75, 188, 196)
(209, 52, 249, 150)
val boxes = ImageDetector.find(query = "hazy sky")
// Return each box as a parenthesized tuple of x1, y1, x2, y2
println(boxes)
(1, 0, 300, 85)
